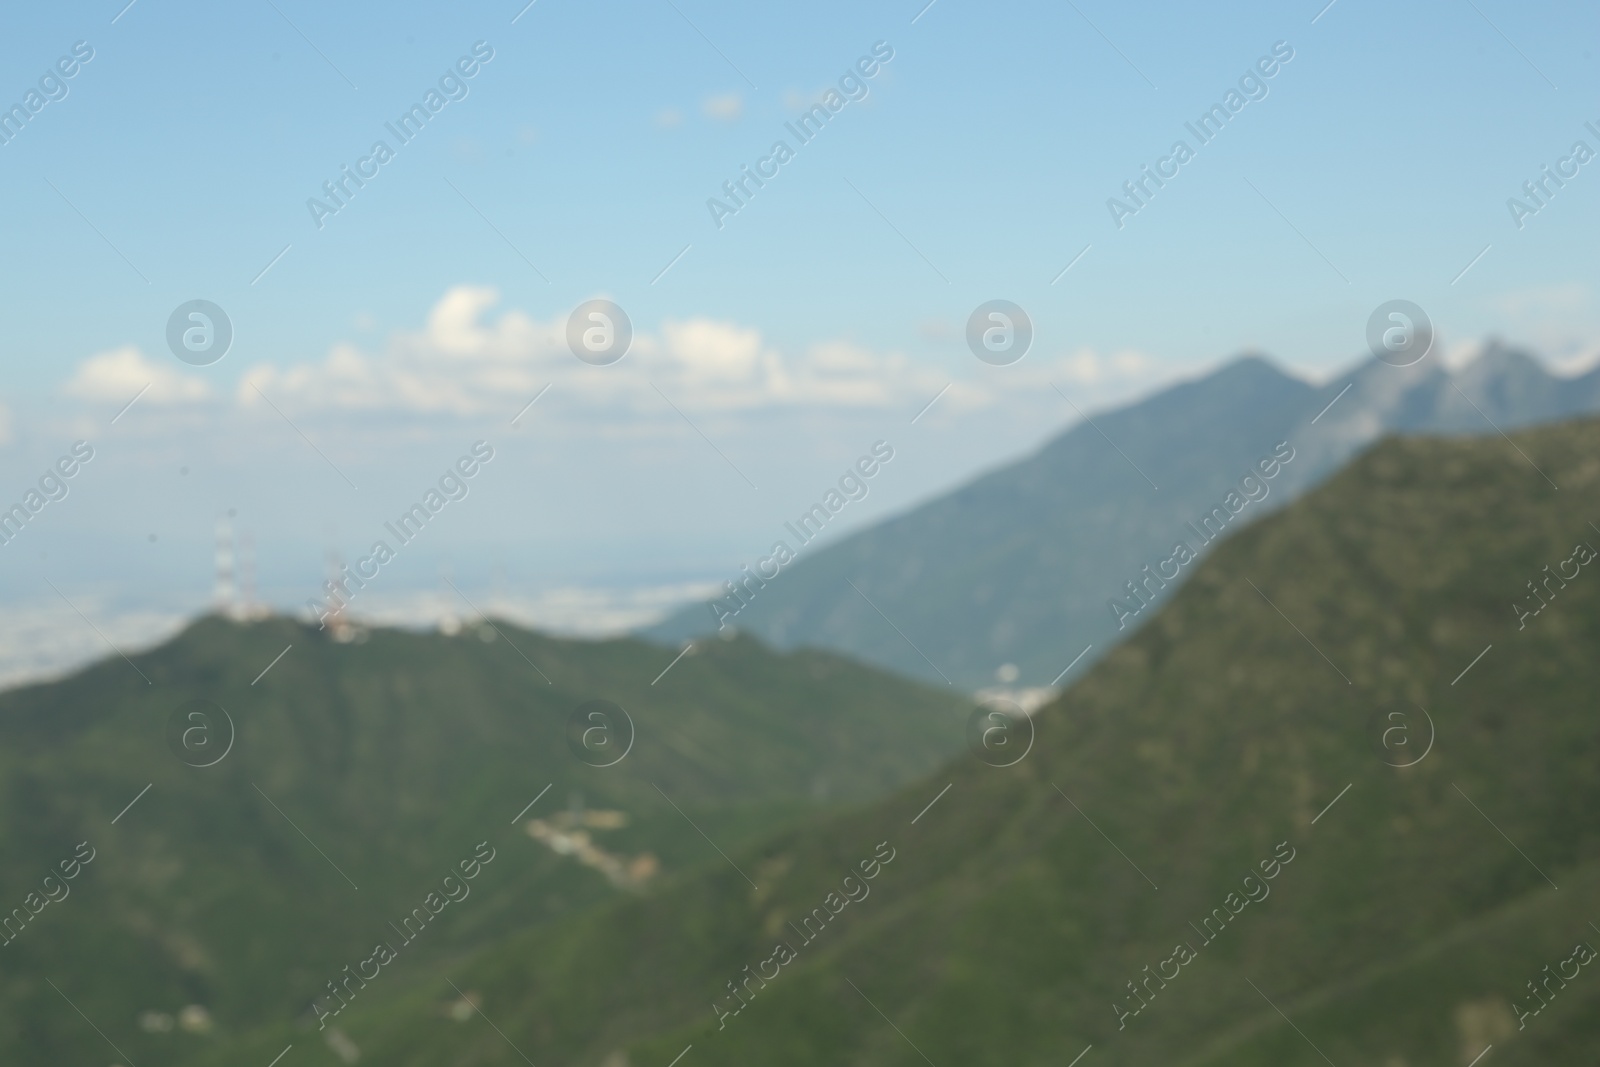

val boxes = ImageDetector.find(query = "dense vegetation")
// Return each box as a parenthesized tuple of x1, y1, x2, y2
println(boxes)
(220, 416, 1599, 1067)
(0, 618, 967, 1065)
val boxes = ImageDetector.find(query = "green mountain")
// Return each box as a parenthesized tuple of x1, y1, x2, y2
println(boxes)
(0, 617, 967, 1066)
(647, 345, 1600, 692)
(276, 416, 1600, 1066)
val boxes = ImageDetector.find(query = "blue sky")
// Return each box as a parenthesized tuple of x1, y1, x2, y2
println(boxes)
(1, 0, 1598, 677)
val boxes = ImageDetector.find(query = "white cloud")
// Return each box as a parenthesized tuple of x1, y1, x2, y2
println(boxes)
(55, 291, 1166, 430)
(234, 286, 973, 419)
(663, 318, 765, 378)
(64, 346, 212, 405)
(702, 93, 743, 121)
(2, 287, 1134, 428)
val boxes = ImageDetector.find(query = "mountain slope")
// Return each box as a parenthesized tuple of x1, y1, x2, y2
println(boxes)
(303, 415, 1600, 1067)
(650, 355, 1318, 688)
(648, 344, 1600, 692)
(0, 617, 968, 1066)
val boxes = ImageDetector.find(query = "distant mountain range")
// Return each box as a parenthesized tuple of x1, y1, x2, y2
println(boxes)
(288, 415, 1600, 1067)
(645, 341, 1600, 690)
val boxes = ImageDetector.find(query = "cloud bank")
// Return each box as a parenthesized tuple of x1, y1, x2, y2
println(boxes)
(57, 287, 1158, 426)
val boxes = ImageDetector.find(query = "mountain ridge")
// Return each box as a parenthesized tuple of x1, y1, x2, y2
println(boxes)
(646, 340, 1600, 691)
